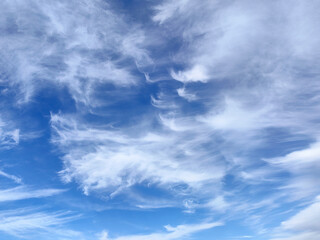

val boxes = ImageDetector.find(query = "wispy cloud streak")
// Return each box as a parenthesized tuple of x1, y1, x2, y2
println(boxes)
(0, 208, 81, 239)
(51, 113, 225, 202)
(99, 221, 223, 240)
(0, 186, 66, 202)
(0, 0, 151, 105)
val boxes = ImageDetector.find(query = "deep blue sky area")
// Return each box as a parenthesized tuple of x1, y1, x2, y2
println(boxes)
(0, 1, 319, 240)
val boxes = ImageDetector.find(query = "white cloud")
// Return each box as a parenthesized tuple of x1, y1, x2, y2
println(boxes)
(153, 0, 320, 82)
(151, 2, 320, 219)
(281, 201, 320, 232)
(152, 0, 190, 24)
(0, 1, 316, 238)
(205, 196, 230, 213)
(51, 113, 226, 207)
(176, 87, 197, 101)
(271, 232, 320, 240)
(267, 142, 320, 170)
(0, 0, 151, 105)
(266, 142, 320, 199)
(0, 117, 19, 148)
(102, 221, 223, 240)
(0, 170, 22, 184)
(0, 208, 80, 239)
(98, 230, 109, 240)
(198, 98, 271, 132)
(270, 196, 320, 240)
(171, 65, 209, 83)
(152, 0, 320, 143)
(0, 186, 66, 202)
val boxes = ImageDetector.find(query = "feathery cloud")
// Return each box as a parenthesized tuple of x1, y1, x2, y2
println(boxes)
(0, 0, 151, 105)
(99, 221, 223, 240)
(0, 186, 66, 202)
(0, 208, 81, 239)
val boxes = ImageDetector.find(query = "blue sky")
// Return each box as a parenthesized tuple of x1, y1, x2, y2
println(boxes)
(0, 0, 320, 239)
